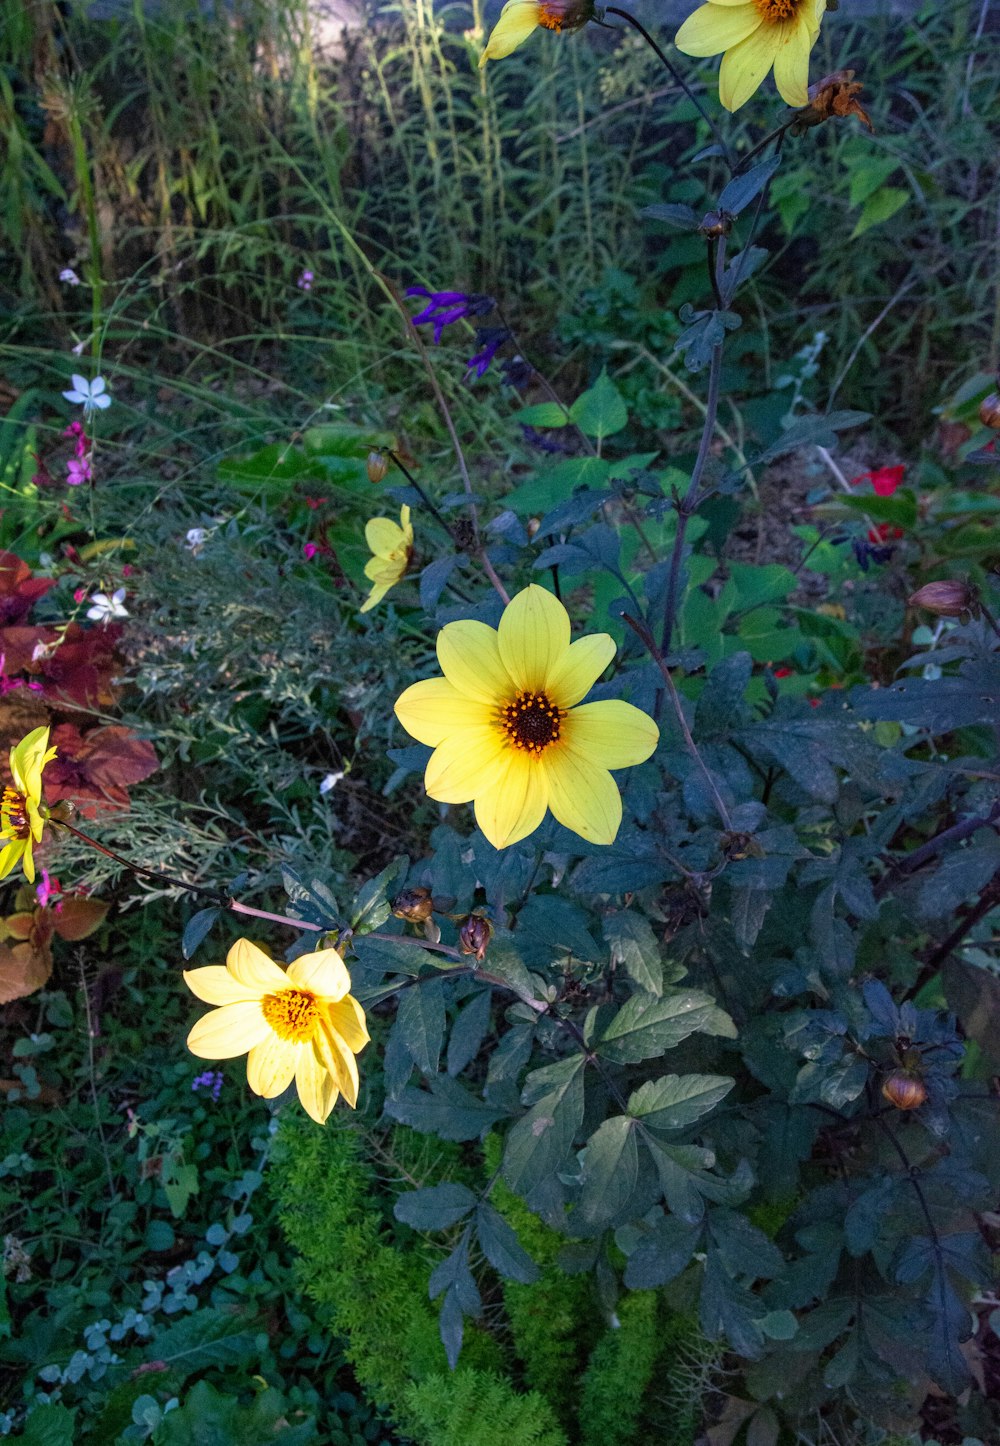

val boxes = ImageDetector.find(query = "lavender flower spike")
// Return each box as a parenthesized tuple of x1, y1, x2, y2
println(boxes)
(406, 286, 496, 344)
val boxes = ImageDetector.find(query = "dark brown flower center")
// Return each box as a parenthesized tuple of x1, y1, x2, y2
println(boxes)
(499, 691, 565, 755)
(1, 787, 29, 839)
(261, 988, 319, 1043)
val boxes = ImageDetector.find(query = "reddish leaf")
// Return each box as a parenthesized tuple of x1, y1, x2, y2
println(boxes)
(0, 552, 54, 626)
(46, 723, 157, 815)
(53, 896, 109, 941)
(0, 938, 53, 1003)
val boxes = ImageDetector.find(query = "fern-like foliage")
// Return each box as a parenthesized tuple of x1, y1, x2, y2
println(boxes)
(403, 1370, 568, 1446)
(579, 1291, 661, 1446)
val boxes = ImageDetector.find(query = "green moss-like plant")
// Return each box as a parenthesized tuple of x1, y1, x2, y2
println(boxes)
(403, 1370, 568, 1446)
(578, 1290, 660, 1446)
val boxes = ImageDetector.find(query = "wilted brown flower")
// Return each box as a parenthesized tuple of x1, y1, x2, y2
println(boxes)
(882, 1070, 927, 1111)
(792, 70, 873, 134)
(907, 581, 976, 619)
(458, 914, 493, 963)
(699, 209, 734, 239)
(391, 886, 434, 924)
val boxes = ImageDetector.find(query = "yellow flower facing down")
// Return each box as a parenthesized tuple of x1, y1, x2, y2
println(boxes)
(360, 505, 413, 614)
(480, 0, 593, 67)
(394, 584, 659, 850)
(0, 726, 57, 885)
(184, 939, 370, 1125)
(675, 0, 827, 112)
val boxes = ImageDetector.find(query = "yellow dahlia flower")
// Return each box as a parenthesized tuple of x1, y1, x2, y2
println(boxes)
(675, 0, 827, 112)
(183, 939, 369, 1125)
(393, 584, 659, 850)
(360, 505, 413, 614)
(0, 726, 57, 885)
(480, 0, 593, 67)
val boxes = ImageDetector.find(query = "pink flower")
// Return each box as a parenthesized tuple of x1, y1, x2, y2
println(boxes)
(66, 456, 92, 486)
(36, 870, 62, 909)
(73, 586, 87, 604)
(851, 464, 905, 497)
(302, 542, 319, 560)
(296, 270, 314, 291)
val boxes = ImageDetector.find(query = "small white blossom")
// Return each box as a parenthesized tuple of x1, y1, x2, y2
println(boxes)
(63, 374, 112, 416)
(87, 588, 129, 623)
(185, 527, 209, 553)
(71, 339, 87, 356)
(319, 770, 345, 795)
(59, 268, 81, 286)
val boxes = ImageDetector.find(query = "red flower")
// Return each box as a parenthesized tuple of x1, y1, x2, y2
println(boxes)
(852, 464, 905, 497)
(867, 521, 904, 543)
(772, 667, 793, 678)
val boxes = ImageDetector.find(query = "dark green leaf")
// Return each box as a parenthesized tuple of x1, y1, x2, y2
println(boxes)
(447, 987, 493, 1077)
(622, 1213, 702, 1289)
(756, 410, 870, 463)
(642, 201, 699, 229)
(718, 155, 782, 216)
(351, 855, 409, 934)
(502, 1057, 586, 1196)
(598, 987, 736, 1063)
(385, 1076, 507, 1140)
(629, 1073, 733, 1131)
(394, 1183, 476, 1231)
(19, 1405, 76, 1446)
(475, 1202, 540, 1284)
(182, 908, 220, 961)
(700, 1249, 765, 1357)
(603, 912, 664, 995)
(709, 1209, 785, 1281)
(396, 977, 447, 1075)
(577, 1116, 639, 1229)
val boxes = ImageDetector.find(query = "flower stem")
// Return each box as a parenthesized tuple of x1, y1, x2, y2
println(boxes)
(386, 449, 454, 537)
(51, 819, 324, 932)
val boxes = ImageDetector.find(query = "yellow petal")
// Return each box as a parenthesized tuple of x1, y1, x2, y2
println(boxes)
(183, 965, 261, 1006)
(187, 1000, 271, 1059)
(316, 1020, 361, 1107)
(10, 727, 53, 800)
(563, 700, 659, 769)
(674, 3, 760, 58)
(541, 747, 622, 845)
(473, 749, 548, 850)
(287, 947, 351, 1002)
(364, 556, 404, 584)
(425, 727, 508, 804)
(437, 619, 512, 704)
(497, 585, 571, 694)
(718, 22, 782, 110)
(21, 838, 35, 885)
(325, 994, 370, 1052)
(359, 578, 393, 614)
(399, 504, 412, 542)
(227, 939, 288, 995)
(246, 1034, 298, 1098)
(544, 633, 616, 707)
(771, 14, 813, 106)
(480, 0, 540, 65)
(296, 1044, 338, 1124)
(394, 677, 493, 747)
(365, 517, 404, 557)
(26, 801, 44, 844)
(0, 840, 25, 880)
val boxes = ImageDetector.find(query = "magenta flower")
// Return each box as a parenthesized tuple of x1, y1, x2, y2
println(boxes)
(303, 542, 319, 561)
(66, 455, 92, 486)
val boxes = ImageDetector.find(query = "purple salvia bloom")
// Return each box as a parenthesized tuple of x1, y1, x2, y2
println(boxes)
(405, 287, 496, 345)
(466, 327, 510, 379)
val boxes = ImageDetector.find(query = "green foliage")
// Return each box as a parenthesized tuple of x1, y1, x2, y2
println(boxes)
(579, 1292, 660, 1446)
(402, 1372, 567, 1446)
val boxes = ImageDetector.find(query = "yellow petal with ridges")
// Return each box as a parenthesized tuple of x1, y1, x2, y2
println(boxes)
(21, 839, 35, 885)
(473, 748, 547, 850)
(246, 1034, 298, 1098)
(0, 841, 25, 880)
(359, 579, 393, 614)
(563, 700, 659, 769)
(480, 0, 540, 65)
(326, 994, 370, 1052)
(771, 13, 813, 106)
(542, 748, 622, 845)
(718, 22, 782, 109)
(437, 620, 512, 704)
(227, 939, 288, 995)
(183, 965, 261, 1006)
(498, 585, 571, 694)
(425, 728, 508, 804)
(287, 947, 351, 1002)
(296, 1045, 338, 1124)
(187, 1000, 271, 1059)
(544, 633, 616, 707)
(316, 1021, 360, 1107)
(365, 517, 405, 556)
(394, 677, 493, 747)
(675, 3, 760, 58)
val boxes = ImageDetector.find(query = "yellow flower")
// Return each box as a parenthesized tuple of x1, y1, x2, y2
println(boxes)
(183, 939, 370, 1125)
(393, 584, 659, 850)
(675, 0, 827, 112)
(0, 726, 57, 885)
(360, 505, 413, 614)
(480, 0, 593, 67)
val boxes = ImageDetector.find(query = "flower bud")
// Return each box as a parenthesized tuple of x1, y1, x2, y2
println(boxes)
(720, 830, 764, 862)
(391, 886, 434, 923)
(979, 393, 1000, 431)
(907, 580, 975, 618)
(882, 1070, 927, 1111)
(367, 450, 390, 484)
(458, 913, 492, 962)
(699, 209, 733, 239)
(526, 517, 541, 540)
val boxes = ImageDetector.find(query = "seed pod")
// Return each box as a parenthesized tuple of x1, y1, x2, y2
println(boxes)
(458, 914, 493, 962)
(699, 208, 734, 239)
(907, 580, 975, 618)
(526, 517, 541, 540)
(391, 886, 434, 923)
(881, 1070, 927, 1111)
(979, 393, 1000, 431)
(366, 451, 390, 484)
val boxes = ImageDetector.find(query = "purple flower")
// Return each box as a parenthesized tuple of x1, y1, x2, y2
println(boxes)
(852, 537, 894, 572)
(297, 270, 314, 291)
(406, 287, 495, 344)
(192, 1069, 224, 1101)
(500, 355, 535, 390)
(466, 327, 510, 379)
(67, 455, 92, 486)
(520, 424, 572, 455)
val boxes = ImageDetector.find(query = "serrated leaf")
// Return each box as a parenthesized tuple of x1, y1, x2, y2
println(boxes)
(385, 1076, 507, 1140)
(622, 1213, 702, 1289)
(351, 855, 409, 934)
(756, 410, 870, 464)
(502, 1057, 585, 1196)
(569, 370, 628, 439)
(603, 912, 664, 996)
(475, 1202, 539, 1284)
(395, 977, 446, 1075)
(598, 988, 736, 1064)
(577, 1116, 639, 1229)
(447, 987, 493, 1077)
(629, 1073, 733, 1131)
(394, 1183, 477, 1231)
(149, 1306, 262, 1377)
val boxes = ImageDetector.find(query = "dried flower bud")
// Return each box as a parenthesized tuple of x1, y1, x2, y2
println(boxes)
(367, 450, 390, 484)
(46, 800, 76, 823)
(699, 209, 733, 239)
(720, 830, 764, 862)
(458, 913, 493, 962)
(392, 886, 434, 923)
(979, 393, 1000, 431)
(907, 580, 976, 618)
(791, 70, 873, 134)
(882, 1070, 927, 1111)
(526, 517, 541, 540)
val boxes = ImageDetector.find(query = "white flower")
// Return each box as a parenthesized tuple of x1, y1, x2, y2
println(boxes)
(63, 375, 111, 416)
(87, 588, 129, 623)
(59, 268, 81, 286)
(319, 770, 345, 795)
(71, 340, 87, 357)
(185, 527, 209, 552)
